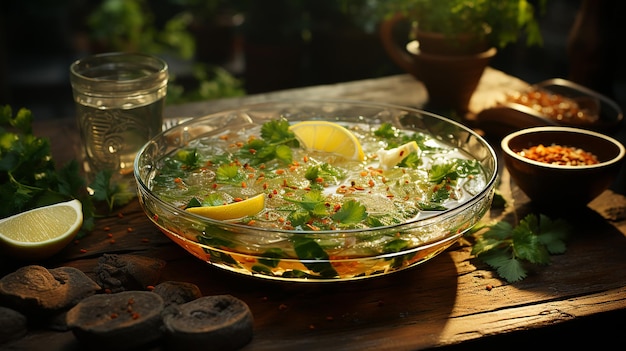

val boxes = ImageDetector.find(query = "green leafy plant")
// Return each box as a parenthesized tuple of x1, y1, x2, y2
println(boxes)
(468, 213, 571, 283)
(375, 0, 546, 49)
(86, 0, 245, 104)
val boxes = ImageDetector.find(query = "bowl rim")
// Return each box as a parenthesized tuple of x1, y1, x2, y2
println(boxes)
(501, 126, 626, 170)
(135, 98, 499, 235)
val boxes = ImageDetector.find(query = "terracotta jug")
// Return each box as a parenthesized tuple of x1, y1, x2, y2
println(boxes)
(379, 13, 497, 114)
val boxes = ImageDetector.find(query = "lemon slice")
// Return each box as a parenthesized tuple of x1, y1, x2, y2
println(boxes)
(0, 199, 83, 260)
(289, 121, 365, 161)
(377, 141, 419, 169)
(186, 194, 265, 220)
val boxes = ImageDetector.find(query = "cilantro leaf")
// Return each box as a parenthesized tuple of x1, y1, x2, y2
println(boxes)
(373, 122, 397, 139)
(480, 249, 528, 282)
(89, 170, 135, 211)
(216, 164, 245, 183)
(469, 213, 570, 283)
(332, 200, 367, 226)
(260, 118, 296, 144)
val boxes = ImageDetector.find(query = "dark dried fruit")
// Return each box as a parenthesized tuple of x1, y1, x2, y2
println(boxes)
(94, 254, 166, 292)
(0, 265, 100, 315)
(152, 281, 202, 308)
(66, 291, 164, 350)
(162, 295, 254, 350)
(0, 306, 27, 344)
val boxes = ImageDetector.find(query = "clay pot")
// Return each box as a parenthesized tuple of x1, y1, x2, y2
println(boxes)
(380, 13, 497, 114)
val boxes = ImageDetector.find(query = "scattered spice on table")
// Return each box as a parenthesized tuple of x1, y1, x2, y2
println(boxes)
(516, 144, 599, 166)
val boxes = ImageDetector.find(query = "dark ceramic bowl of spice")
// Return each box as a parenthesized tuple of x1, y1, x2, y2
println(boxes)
(501, 126, 625, 208)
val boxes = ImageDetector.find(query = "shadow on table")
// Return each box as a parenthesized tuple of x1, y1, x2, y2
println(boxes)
(163, 248, 460, 351)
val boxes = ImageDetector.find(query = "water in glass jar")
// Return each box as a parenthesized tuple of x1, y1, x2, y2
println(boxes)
(77, 98, 164, 177)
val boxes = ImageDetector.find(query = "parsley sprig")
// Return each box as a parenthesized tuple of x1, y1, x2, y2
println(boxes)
(468, 213, 571, 283)
(0, 105, 134, 236)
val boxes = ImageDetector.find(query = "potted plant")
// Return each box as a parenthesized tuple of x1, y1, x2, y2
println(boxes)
(378, 0, 546, 114)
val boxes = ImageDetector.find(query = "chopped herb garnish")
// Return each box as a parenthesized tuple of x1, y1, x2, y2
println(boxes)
(332, 200, 367, 226)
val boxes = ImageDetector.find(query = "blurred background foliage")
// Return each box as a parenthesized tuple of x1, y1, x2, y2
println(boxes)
(1, 0, 622, 121)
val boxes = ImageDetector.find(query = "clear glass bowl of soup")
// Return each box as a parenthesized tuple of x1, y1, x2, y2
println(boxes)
(134, 100, 498, 282)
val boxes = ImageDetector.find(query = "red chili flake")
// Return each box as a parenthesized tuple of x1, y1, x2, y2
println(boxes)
(212, 183, 218, 189)
(303, 155, 309, 162)
(517, 144, 599, 166)
(219, 135, 229, 140)
(249, 148, 257, 154)
(360, 171, 368, 177)
(107, 233, 113, 238)
(309, 324, 316, 330)
(276, 169, 285, 175)
(146, 285, 155, 291)
(234, 197, 243, 202)
(278, 304, 288, 311)
(174, 177, 182, 183)
(104, 288, 112, 294)
(109, 239, 116, 244)
(141, 238, 150, 243)
(486, 285, 493, 291)
(241, 182, 247, 188)
(127, 227, 133, 232)
(103, 226, 111, 231)
(79, 248, 88, 253)
(117, 212, 124, 218)
(261, 296, 268, 301)
(153, 214, 159, 221)
(131, 312, 140, 320)
(110, 313, 118, 319)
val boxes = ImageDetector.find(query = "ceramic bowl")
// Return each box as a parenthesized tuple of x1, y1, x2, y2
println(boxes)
(501, 126, 625, 208)
(475, 78, 623, 137)
(135, 100, 498, 282)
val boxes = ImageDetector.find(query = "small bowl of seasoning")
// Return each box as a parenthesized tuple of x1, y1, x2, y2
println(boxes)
(501, 126, 625, 208)
(474, 78, 623, 137)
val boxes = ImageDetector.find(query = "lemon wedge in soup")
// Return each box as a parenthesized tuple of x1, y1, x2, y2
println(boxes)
(186, 194, 266, 220)
(0, 199, 83, 260)
(289, 121, 365, 161)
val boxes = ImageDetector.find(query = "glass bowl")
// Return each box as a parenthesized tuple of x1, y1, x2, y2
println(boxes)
(134, 100, 498, 282)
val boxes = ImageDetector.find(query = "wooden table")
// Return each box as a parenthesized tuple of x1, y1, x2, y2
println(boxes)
(4, 68, 626, 350)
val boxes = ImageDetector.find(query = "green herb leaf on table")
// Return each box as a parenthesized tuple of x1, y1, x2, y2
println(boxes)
(89, 169, 135, 212)
(0, 105, 135, 238)
(469, 213, 571, 283)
